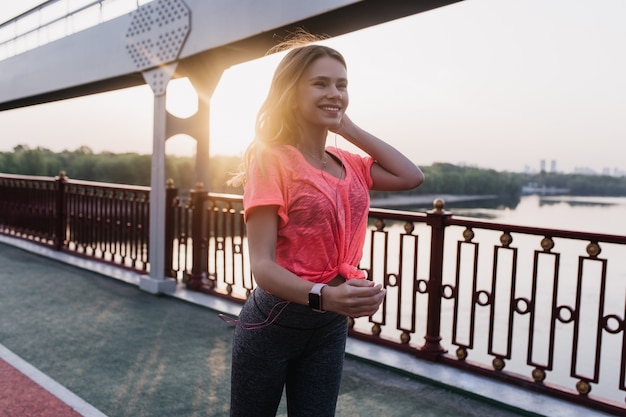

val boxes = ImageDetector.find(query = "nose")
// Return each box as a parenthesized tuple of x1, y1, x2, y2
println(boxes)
(328, 88, 342, 100)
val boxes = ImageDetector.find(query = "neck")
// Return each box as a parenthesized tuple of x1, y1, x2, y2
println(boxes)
(299, 144, 326, 159)
(297, 143, 328, 169)
(297, 124, 328, 157)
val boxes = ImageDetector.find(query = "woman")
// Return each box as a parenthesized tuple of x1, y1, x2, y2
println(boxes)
(228, 39, 424, 416)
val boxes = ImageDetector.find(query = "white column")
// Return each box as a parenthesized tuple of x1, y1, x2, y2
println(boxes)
(139, 64, 178, 295)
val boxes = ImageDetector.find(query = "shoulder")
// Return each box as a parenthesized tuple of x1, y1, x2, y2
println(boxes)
(327, 147, 372, 166)
(249, 145, 299, 177)
(327, 147, 374, 183)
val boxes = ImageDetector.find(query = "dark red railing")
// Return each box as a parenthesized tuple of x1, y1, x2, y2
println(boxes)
(358, 205, 626, 415)
(0, 173, 152, 270)
(1, 173, 624, 415)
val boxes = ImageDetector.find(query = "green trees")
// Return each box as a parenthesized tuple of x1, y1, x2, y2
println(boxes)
(414, 163, 521, 196)
(0, 145, 239, 193)
(2, 146, 626, 197)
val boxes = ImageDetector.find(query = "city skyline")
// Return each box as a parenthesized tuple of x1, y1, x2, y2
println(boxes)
(1, 0, 625, 175)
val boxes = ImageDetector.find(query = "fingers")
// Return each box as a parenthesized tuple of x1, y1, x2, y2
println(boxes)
(345, 278, 375, 288)
(330, 114, 350, 134)
(348, 296, 384, 318)
(338, 280, 386, 318)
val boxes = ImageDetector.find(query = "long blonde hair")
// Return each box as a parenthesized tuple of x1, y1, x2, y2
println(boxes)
(228, 36, 347, 187)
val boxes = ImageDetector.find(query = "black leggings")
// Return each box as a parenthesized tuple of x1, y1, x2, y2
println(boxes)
(230, 288, 348, 417)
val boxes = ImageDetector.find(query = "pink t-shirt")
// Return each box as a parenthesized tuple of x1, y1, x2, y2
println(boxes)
(243, 145, 374, 284)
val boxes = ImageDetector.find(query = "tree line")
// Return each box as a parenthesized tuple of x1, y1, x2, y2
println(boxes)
(0, 145, 239, 194)
(378, 162, 626, 198)
(2, 145, 626, 197)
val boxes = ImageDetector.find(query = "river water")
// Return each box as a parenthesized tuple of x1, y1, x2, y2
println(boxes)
(447, 194, 626, 236)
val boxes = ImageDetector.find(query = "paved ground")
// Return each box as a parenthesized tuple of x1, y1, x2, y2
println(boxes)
(0, 240, 612, 417)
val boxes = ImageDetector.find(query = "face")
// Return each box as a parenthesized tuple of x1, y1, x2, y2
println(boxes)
(294, 55, 348, 133)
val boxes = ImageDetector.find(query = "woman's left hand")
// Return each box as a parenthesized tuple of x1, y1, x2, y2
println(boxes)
(322, 279, 386, 318)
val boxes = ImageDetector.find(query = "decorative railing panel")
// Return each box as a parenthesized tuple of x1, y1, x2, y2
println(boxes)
(182, 189, 251, 300)
(0, 173, 150, 270)
(1, 173, 624, 415)
(436, 218, 626, 413)
(64, 177, 150, 271)
(0, 173, 58, 244)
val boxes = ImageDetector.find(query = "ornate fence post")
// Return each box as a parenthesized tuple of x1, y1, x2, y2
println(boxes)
(421, 198, 451, 359)
(164, 179, 178, 278)
(53, 171, 67, 250)
(186, 182, 207, 291)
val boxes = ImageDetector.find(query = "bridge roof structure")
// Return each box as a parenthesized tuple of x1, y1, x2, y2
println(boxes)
(0, 0, 461, 111)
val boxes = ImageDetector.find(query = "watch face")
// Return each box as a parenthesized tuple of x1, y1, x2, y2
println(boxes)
(308, 283, 326, 312)
(308, 292, 322, 310)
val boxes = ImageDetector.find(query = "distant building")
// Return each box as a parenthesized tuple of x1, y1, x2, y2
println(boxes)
(521, 182, 569, 195)
(573, 167, 597, 175)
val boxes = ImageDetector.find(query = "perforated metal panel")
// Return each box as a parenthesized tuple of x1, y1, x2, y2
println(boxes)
(125, 0, 191, 72)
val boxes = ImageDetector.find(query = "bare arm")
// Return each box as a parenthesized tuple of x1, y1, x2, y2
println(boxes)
(333, 114, 424, 191)
(246, 205, 385, 317)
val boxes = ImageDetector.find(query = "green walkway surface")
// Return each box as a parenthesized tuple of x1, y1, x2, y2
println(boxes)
(0, 240, 605, 417)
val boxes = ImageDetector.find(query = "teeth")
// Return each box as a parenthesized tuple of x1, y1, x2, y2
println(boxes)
(321, 106, 339, 111)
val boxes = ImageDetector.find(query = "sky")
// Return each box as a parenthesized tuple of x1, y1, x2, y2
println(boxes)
(0, 0, 625, 175)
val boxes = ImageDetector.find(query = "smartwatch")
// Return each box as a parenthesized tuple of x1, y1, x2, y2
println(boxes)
(308, 283, 327, 313)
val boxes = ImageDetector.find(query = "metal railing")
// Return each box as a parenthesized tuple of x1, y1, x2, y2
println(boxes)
(1, 172, 625, 415)
(0, 172, 151, 269)
(0, 0, 151, 61)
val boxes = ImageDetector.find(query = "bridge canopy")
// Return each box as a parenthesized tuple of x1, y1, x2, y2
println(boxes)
(0, 0, 460, 111)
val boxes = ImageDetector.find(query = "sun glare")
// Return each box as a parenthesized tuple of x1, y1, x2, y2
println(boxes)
(166, 77, 198, 118)
(165, 134, 196, 157)
(209, 54, 285, 156)
(164, 78, 200, 157)
(164, 60, 276, 158)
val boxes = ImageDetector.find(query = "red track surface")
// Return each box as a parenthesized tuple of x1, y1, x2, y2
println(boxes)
(0, 358, 82, 417)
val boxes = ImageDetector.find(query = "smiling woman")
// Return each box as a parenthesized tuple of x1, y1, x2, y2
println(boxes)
(227, 41, 423, 416)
